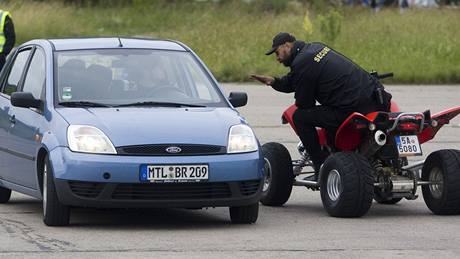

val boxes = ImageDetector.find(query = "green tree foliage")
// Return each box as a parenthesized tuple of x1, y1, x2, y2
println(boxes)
(317, 9, 342, 45)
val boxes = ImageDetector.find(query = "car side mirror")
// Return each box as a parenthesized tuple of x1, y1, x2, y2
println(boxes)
(228, 92, 247, 108)
(11, 92, 41, 109)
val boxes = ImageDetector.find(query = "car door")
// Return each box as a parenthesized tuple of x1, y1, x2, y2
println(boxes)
(0, 48, 32, 185)
(7, 47, 47, 189)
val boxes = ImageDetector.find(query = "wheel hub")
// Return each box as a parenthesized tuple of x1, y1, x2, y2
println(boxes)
(327, 169, 342, 201)
(429, 167, 443, 199)
(43, 164, 48, 217)
(263, 158, 272, 192)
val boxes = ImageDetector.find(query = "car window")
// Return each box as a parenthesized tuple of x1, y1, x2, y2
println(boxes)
(3, 49, 31, 95)
(182, 57, 218, 101)
(22, 48, 46, 99)
(55, 49, 226, 107)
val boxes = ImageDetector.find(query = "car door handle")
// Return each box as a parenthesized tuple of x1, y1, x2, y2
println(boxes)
(9, 115, 16, 124)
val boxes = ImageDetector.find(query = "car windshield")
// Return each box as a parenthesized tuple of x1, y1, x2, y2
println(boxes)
(54, 49, 225, 107)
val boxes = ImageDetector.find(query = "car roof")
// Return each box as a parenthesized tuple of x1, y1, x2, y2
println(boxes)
(46, 37, 188, 51)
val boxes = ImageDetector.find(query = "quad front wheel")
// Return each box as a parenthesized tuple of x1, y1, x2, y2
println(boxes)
(320, 152, 374, 217)
(422, 149, 460, 215)
(260, 142, 294, 206)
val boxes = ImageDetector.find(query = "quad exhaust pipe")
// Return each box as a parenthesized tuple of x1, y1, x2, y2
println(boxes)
(360, 130, 387, 157)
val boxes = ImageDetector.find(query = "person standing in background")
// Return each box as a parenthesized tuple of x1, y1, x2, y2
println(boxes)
(0, 9, 15, 71)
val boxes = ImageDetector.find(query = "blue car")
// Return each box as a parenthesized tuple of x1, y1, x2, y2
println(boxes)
(0, 38, 264, 226)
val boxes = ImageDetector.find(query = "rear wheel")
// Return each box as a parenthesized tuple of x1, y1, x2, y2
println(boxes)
(422, 149, 460, 215)
(229, 203, 259, 224)
(43, 156, 70, 226)
(260, 142, 294, 206)
(0, 186, 11, 203)
(320, 152, 374, 217)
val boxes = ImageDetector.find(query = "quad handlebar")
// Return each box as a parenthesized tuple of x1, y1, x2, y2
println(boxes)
(370, 71, 394, 80)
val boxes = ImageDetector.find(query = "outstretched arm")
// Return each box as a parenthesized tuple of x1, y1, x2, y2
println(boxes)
(250, 74, 275, 86)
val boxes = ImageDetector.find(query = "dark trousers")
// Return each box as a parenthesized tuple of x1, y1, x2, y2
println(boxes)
(293, 101, 379, 170)
(293, 106, 350, 170)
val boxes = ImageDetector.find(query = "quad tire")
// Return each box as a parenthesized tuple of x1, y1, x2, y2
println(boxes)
(320, 152, 374, 217)
(229, 203, 259, 224)
(43, 156, 70, 226)
(422, 149, 460, 215)
(260, 142, 294, 206)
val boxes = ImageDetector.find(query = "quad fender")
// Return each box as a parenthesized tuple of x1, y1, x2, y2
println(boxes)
(390, 100, 400, 113)
(282, 100, 402, 151)
(335, 112, 370, 151)
(335, 101, 401, 151)
(282, 104, 328, 146)
(418, 106, 460, 144)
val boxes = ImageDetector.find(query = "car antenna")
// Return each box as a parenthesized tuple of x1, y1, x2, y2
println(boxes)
(117, 37, 123, 48)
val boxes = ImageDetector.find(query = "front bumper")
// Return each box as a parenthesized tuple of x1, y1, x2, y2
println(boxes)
(54, 179, 262, 208)
(49, 147, 263, 208)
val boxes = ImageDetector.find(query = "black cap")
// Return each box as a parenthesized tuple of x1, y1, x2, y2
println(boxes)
(265, 32, 296, 55)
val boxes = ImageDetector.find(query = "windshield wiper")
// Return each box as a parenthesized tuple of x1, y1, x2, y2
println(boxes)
(58, 101, 113, 107)
(114, 101, 205, 108)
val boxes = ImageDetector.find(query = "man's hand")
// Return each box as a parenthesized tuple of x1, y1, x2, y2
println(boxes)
(250, 74, 275, 86)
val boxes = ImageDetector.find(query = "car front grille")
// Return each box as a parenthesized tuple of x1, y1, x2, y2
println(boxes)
(239, 180, 261, 196)
(68, 181, 105, 198)
(111, 182, 232, 200)
(116, 144, 226, 156)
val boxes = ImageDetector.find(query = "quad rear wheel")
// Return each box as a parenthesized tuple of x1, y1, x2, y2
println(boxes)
(260, 142, 294, 206)
(320, 152, 374, 217)
(422, 149, 460, 215)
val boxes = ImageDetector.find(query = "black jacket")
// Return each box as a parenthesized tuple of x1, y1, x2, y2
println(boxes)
(272, 41, 378, 112)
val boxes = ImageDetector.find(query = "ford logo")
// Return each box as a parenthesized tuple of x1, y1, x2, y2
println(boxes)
(166, 146, 182, 154)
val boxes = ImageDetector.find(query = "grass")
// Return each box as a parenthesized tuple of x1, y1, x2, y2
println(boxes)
(5, 1, 460, 83)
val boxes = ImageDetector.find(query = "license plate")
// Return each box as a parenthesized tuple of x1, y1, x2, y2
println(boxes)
(395, 135, 422, 156)
(140, 164, 209, 182)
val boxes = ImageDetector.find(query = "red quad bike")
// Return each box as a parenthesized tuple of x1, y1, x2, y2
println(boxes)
(261, 72, 460, 217)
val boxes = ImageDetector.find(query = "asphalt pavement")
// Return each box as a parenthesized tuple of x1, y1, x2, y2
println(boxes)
(0, 84, 459, 258)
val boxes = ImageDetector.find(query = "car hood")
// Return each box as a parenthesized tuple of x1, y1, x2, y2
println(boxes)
(55, 107, 246, 147)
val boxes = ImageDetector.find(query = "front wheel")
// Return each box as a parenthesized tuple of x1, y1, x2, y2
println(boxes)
(422, 149, 460, 215)
(229, 203, 259, 224)
(260, 142, 294, 206)
(320, 152, 374, 217)
(43, 156, 70, 226)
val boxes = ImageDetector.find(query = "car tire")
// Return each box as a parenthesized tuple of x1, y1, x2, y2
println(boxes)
(43, 156, 70, 226)
(260, 142, 294, 206)
(0, 186, 11, 203)
(320, 152, 374, 218)
(422, 149, 460, 215)
(229, 203, 259, 224)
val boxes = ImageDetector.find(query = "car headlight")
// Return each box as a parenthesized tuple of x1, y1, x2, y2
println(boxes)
(67, 125, 116, 154)
(227, 124, 258, 153)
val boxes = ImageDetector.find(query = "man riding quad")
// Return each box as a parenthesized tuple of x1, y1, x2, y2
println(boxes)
(251, 32, 392, 180)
